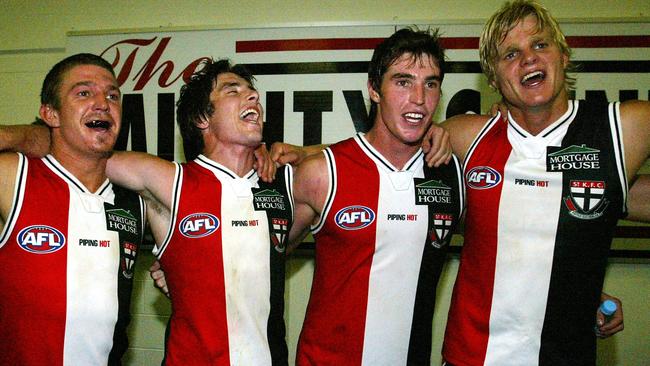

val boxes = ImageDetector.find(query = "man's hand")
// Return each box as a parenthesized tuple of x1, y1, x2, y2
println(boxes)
(149, 260, 170, 298)
(270, 142, 322, 166)
(421, 123, 452, 167)
(254, 143, 276, 182)
(595, 292, 623, 338)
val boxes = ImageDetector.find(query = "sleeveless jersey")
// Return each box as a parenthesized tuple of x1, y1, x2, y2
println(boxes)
(297, 134, 464, 366)
(157, 155, 293, 366)
(443, 100, 627, 366)
(0, 154, 145, 366)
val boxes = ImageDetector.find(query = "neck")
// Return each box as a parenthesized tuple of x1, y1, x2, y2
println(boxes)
(201, 141, 256, 178)
(50, 146, 109, 193)
(506, 91, 570, 136)
(364, 126, 421, 171)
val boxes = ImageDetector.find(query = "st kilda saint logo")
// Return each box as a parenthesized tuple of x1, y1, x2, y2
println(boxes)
(563, 180, 609, 219)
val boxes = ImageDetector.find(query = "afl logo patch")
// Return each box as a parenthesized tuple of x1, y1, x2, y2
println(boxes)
(335, 206, 375, 230)
(179, 213, 220, 238)
(17, 225, 66, 254)
(466, 166, 502, 190)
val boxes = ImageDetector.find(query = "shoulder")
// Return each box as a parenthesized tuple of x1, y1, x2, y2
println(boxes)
(328, 136, 357, 151)
(614, 100, 650, 179)
(294, 152, 328, 191)
(0, 152, 22, 224)
(296, 152, 327, 176)
(0, 152, 21, 182)
(619, 99, 650, 121)
(0, 152, 21, 178)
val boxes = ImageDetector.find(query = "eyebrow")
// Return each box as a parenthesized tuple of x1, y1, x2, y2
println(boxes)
(69, 81, 121, 94)
(219, 81, 241, 89)
(218, 80, 257, 92)
(390, 73, 441, 82)
(499, 45, 519, 55)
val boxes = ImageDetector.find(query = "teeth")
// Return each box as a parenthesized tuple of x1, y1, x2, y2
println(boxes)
(522, 71, 544, 83)
(85, 120, 110, 129)
(240, 108, 259, 122)
(404, 112, 424, 122)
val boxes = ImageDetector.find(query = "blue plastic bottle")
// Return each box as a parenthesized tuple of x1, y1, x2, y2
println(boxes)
(595, 299, 617, 333)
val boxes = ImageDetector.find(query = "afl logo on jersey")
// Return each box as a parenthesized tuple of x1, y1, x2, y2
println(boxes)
(466, 166, 502, 190)
(17, 225, 66, 254)
(179, 213, 220, 238)
(335, 205, 375, 230)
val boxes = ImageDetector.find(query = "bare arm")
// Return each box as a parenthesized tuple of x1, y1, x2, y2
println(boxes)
(0, 124, 50, 157)
(107, 152, 175, 209)
(0, 152, 20, 233)
(627, 174, 650, 222)
(620, 100, 650, 182)
(106, 152, 176, 245)
(270, 142, 328, 166)
(287, 153, 329, 253)
(440, 113, 492, 162)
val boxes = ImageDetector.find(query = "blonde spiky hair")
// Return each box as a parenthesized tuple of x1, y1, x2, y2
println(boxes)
(479, 0, 575, 90)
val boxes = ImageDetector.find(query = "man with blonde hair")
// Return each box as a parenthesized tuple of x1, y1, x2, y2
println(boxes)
(438, 1, 649, 365)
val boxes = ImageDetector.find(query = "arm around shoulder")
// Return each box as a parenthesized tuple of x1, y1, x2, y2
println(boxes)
(0, 124, 50, 157)
(106, 151, 176, 209)
(270, 142, 328, 166)
(440, 113, 492, 162)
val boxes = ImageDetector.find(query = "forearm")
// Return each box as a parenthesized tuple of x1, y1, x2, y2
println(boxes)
(627, 174, 650, 222)
(0, 124, 50, 157)
(303, 144, 328, 156)
(106, 151, 176, 209)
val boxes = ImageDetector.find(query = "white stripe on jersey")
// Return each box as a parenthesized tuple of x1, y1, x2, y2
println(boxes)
(361, 168, 429, 365)
(344, 135, 430, 365)
(63, 187, 120, 365)
(484, 101, 575, 366)
(217, 169, 273, 365)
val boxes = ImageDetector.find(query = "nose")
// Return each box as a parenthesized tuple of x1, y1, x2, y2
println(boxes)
(246, 88, 260, 103)
(410, 84, 425, 105)
(521, 47, 537, 65)
(94, 93, 110, 112)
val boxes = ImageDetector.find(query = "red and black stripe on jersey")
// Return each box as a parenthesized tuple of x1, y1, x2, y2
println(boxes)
(539, 101, 626, 365)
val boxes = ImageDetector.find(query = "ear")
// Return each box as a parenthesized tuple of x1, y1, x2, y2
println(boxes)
(39, 104, 60, 128)
(367, 80, 381, 104)
(562, 53, 569, 69)
(489, 78, 499, 91)
(196, 115, 210, 130)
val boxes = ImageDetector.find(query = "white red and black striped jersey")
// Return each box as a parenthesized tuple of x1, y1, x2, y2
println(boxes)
(156, 155, 293, 366)
(0, 154, 145, 366)
(443, 100, 627, 366)
(297, 134, 464, 366)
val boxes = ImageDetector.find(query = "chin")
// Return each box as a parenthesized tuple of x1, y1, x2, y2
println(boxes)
(88, 142, 117, 157)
